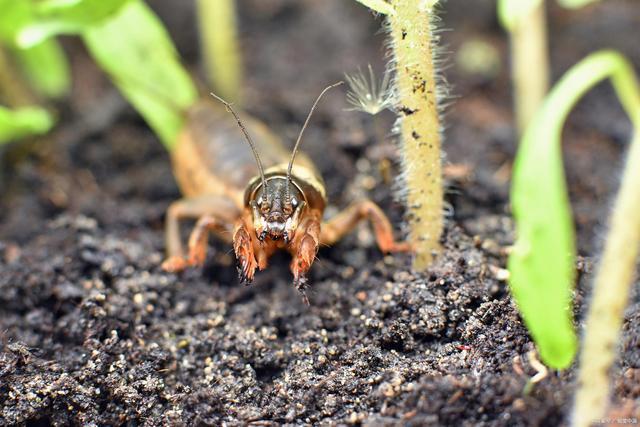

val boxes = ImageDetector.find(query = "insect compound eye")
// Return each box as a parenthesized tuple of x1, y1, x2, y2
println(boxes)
(283, 202, 293, 216)
(257, 191, 271, 213)
(283, 197, 297, 216)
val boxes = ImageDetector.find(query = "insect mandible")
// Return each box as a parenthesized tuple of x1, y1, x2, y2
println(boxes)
(162, 82, 410, 302)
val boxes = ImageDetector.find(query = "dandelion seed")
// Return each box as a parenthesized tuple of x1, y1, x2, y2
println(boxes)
(344, 64, 394, 115)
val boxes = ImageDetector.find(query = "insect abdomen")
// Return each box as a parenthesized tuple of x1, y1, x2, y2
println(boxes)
(174, 100, 323, 205)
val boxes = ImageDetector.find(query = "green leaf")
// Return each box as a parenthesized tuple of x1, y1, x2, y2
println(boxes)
(0, 105, 54, 143)
(0, 0, 30, 43)
(12, 39, 70, 98)
(509, 50, 640, 369)
(352, 0, 396, 15)
(83, 0, 197, 149)
(17, 0, 132, 48)
(498, 0, 543, 31)
(0, 0, 70, 98)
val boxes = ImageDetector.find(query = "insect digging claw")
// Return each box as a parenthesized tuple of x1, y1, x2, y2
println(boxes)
(236, 261, 254, 286)
(294, 275, 310, 305)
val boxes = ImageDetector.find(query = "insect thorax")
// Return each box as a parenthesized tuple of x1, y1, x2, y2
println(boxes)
(244, 164, 326, 212)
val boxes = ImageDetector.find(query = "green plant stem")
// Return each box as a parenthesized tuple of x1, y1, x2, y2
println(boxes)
(196, 0, 242, 104)
(571, 55, 640, 427)
(388, 0, 443, 269)
(511, 0, 549, 133)
(0, 45, 36, 107)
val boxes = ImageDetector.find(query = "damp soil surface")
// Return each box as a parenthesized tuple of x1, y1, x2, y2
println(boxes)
(1, 1, 640, 425)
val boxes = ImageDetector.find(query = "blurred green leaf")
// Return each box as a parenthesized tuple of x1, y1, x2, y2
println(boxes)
(509, 50, 640, 369)
(83, 0, 197, 149)
(12, 40, 70, 98)
(17, 0, 132, 48)
(0, 0, 29, 43)
(0, 105, 54, 143)
(0, 0, 70, 98)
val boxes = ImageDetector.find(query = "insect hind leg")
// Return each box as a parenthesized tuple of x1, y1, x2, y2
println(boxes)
(319, 199, 411, 253)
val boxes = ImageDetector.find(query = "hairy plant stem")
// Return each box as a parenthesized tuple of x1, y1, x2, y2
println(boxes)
(196, 0, 243, 104)
(511, 1, 549, 133)
(388, 0, 443, 269)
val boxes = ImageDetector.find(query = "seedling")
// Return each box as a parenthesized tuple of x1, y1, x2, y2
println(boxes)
(508, 50, 640, 421)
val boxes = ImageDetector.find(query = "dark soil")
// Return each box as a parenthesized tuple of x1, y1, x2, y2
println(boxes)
(1, 1, 639, 425)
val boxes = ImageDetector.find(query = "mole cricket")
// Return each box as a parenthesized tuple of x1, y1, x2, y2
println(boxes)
(162, 82, 410, 302)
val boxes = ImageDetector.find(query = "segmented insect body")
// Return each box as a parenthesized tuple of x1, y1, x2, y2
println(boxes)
(163, 84, 409, 303)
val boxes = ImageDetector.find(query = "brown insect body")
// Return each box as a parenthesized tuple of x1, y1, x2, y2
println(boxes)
(163, 88, 409, 302)
(171, 100, 311, 206)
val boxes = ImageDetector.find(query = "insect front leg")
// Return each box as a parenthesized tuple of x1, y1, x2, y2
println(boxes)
(233, 212, 260, 284)
(162, 196, 239, 272)
(289, 211, 322, 303)
(320, 200, 412, 253)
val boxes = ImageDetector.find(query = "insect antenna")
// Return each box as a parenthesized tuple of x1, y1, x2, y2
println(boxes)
(286, 81, 344, 203)
(210, 93, 268, 198)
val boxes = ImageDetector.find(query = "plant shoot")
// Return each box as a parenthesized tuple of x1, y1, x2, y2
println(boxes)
(509, 51, 640, 378)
